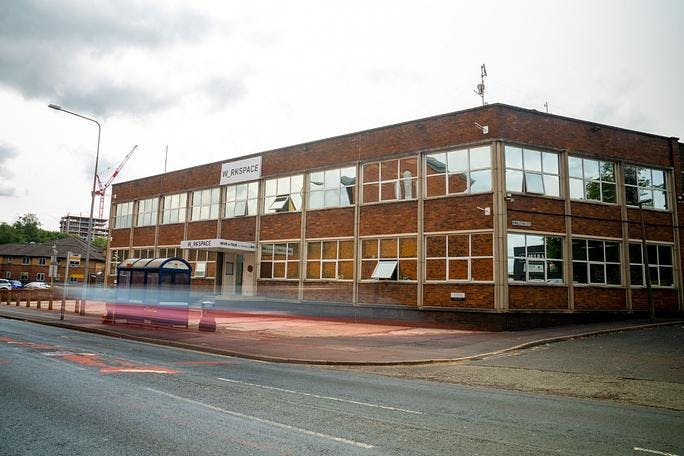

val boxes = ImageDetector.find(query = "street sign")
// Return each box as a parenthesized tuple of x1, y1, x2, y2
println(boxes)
(49, 264, 59, 278)
(68, 253, 81, 268)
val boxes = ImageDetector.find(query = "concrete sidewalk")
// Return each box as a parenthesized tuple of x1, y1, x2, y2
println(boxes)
(0, 300, 681, 364)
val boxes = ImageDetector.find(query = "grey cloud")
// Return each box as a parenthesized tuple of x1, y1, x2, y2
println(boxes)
(0, 0, 226, 117)
(0, 142, 18, 180)
(195, 77, 247, 110)
(0, 183, 17, 197)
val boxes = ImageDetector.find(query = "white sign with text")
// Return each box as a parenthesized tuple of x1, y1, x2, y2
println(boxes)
(220, 156, 262, 185)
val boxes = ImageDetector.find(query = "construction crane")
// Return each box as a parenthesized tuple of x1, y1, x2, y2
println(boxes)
(94, 145, 138, 219)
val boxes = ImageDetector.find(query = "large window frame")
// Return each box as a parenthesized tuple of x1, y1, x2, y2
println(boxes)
(624, 165, 669, 210)
(306, 239, 354, 281)
(507, 233, 564, 283)
(425, 232, 494, 282)
(362, 156, 418, 204)
(161, 193, 187, 224)
(224, 181, 259, 218)
(360, 237, 417, 281)
(113, 201, 134, 229)
(309, 166, 356, 210)
(186, 250, 217, 279)
(259, 242, 300, 280)
(571, 238, 621, 286)
(191, 188, 220, 221)
(263, 175, 304, 214)
(568, 156, 617, 204)
(629, 243, 674, 287)
(135, 197, 159, 227)
(425, 146, 491, 197)
(108, 249, 130, 275)
(505, 146, 560, 197)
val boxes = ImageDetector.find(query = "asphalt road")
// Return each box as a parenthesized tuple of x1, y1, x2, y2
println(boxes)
(1, 319, 682, 456)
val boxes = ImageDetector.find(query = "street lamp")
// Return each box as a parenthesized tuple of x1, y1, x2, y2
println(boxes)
(49, 103, 101, 316)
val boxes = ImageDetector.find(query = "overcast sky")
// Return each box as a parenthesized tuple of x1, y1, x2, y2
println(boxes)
(1, 0, 682, 230)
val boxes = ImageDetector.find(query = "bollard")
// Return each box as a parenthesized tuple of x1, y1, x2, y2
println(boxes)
(48, 296, 53, 310)
(198, 301, 216, 332)
(37, 294, 42, 309)
(74, 299, 80, 314)
(25, 292, 31, 307)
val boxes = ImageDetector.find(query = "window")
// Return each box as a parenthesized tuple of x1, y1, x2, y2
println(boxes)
(306, 240, 354, 280)
(363, 157, 417, 203)
(20, 272, 28, 281)
(162, 193, 187, 224)
(22, 257, 30, 265)
(109, 249, 129, 275)
(186, 250, 217, 279)
(309, 166, 356, 209)
(114, 201, 134, 229)
(508, 233, 563, 283)
(264, 175, 303, 213)
(224, 181, 259, 218)
(136, 197, 159, 227)
(505, 146, 560, 197)
(260, 242, 300, 279)
(3, 256, 11, 264)
(360, 237, 417, 281)
(425, 233, 493, 282)
(568, 156, 617, 203)
(36, 273, 45, 281)
(4, 272, 10, 279)
(69, 277, 78, 284)
(157, 247, 181, 258)
(624, 165, 669, 210)
(132, 248, 155, 259)
(629, 243, 674, 287)
(572, 239, 621, 285)
(39, 257, 47, 266)
(191, 188, 220, 221)
(425, 146, 491, 197)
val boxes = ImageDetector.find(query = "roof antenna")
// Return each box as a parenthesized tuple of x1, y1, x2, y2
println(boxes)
(474, 64, 487, 106)
(544, 101, 549, 113)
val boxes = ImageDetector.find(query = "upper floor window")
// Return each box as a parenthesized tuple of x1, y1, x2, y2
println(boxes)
(505, 146, 560, 197)
(161, 193, 187, 224)
(309, 166, 356, 209)
(507, 233, 563, 283)
(113, 201, 133, 229)
(363, 157, 417, 203)
(264, 175, 303, 214)
(425, 146, 491, 197)
(22, 257, 30, 265)
(624, 165, 668, 210)
(629, 243, 673, 287)
(568, 156, 617, 203)
(572, 239, 621, 285)
(135, 197, 159, 227)
(39, 257, 47, 266)
(225, 181, 259, 218)
(191, 188, 220, 221)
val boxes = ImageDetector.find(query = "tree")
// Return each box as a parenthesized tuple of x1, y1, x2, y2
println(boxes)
(92, 237, 108, 251)
(0, 214, 67, 244)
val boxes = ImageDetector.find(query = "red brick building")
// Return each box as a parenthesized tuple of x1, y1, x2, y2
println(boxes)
(107, 104, 683, 321)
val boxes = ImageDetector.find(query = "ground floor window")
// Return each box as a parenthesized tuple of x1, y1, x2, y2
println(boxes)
(157, 246, 182, 258)
(36, 273, 45, 281)
(186, 250, 217, 279)
(572, 239, 621, 285)
(425, 232, 493, 282)
(507, 233, 564, 283)
(109, 249, 130, 275)
(132, 247, 155, 259)
(360, 237, 417, 281)
(21, 272, 28, 281)
(259, 242, 300, 279)
(306, 239, 354, 280)
(629, 243, 673, 287)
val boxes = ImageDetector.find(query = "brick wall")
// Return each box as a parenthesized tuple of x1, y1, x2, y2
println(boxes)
(571, 202, 622, 238)
(187, 221, 219, 240)
(509, 285, 568, 310)
(221, 217, 257, 241)
(306, 207, 355, 238)
(423, 283, 495, 309)
(424, 194, 493, 232)
(507, 196, 565, 233)
(257, 280, 299, 299)
(574, 287, 626, 310)
(632, 289, 678, 312)
(260, 213, 301, 240)
(132, 226, 155, 246)
(158, 224, 184, 245)
(360, 201, 417, 236)
(302, 281, 354, 303)
(358, 282, 417, 306)
(110, 229, 130, 248)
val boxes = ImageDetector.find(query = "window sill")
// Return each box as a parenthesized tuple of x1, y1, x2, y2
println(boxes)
(626, 205, 672, 213)
(572, 283, 624, 288)
(361, 198, 418, 207)
(505, 192, 563, 201)
(570, 199, 619, 207)
(508, 281, 567, 287)
(305, 205, 355, 213)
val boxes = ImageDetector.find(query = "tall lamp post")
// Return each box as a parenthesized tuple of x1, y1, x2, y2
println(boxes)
(48, 104, 100, 316)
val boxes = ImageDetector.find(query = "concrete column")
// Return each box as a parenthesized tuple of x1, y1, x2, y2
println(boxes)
(492, 141, 508, 311)
(561, 149, 574, 311)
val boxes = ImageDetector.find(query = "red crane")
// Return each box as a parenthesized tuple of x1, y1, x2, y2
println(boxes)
(94, 145, 138, 219)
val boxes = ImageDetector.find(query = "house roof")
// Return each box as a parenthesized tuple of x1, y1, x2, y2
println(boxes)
(0, 237, 106, 261)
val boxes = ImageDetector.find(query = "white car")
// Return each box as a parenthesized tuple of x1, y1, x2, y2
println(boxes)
(0, 279, 11, 290)
(23, 282, 51, 289)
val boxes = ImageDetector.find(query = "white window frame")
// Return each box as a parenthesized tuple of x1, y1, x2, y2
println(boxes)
(109, 249, 130, 276)
(224, 181, 259, 218)
(259, 242, 300, 280)
(424, 233, 494, 282)
(309, 166, 356, 210)
(425, 146, 492, 197)
(568, 156, 617, 204)
(505, 146, 560, 197)
(191, 188, 220, 221)
(263, 175, 304, 214)
(360, 237, 417, 282)
(162, 193, 187, 224)
(629, 243, 674, 287)
(571, 238, 621, 286)
(624, 165, 669, 210)
(114, 201, 134, 229)
(22, 257, 30, 265)
(20, 272, 28, 281)
(135, 197, 159, 227)
(305, 239, 354, 281)
(39, 257, 47, 266)
(362, 156, 418, 204)
(507, 233, 564, 283)
(36, 272, 45, 281)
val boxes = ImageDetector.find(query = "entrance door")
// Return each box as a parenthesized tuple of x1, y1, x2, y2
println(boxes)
(235, 255, 244, 294)
(241, 254, 255, 296)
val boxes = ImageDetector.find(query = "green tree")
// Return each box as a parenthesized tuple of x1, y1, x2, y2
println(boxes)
(0, 214, 67, 244)
(92, 237, 108, 251)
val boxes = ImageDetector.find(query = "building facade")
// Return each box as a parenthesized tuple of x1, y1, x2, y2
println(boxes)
(0, 237, 106, 285)
(107, 104, 684, 317)
(60, 214, 109, 241)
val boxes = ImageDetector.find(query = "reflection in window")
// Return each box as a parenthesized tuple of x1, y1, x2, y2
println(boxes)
(191, 188, 220, 221)
(309, 166, 356, 209)
(135, 197, 159, 227)
(505, 146, 560, 197)
(507, 233, 563, 283)
(225, 181, 259, 218)
(568, 156, 616, 203)
(259, 242, 300, 279)
(425, 146, 491, 197)
(425, 233, 493, 282)
(624, 165, 668, 210)
(306, 239, 354, 280)
(362, 157, 417, 203)
(629, 243, 673, 287)
(360, 237, 417, 281)
(162, 193, 187, 224)
(264, 175, 304, 213)
(114, 201, 134, 229)
(572, 239, 621, 285)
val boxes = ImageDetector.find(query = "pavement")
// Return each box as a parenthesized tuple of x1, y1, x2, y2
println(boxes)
(0, 297, 681, 365)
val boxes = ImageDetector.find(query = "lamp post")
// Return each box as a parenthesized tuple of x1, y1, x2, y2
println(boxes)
(48, 104, 100, 316)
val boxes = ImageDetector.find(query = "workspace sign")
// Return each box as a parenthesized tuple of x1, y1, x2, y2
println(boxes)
(220, 156, 262, 185)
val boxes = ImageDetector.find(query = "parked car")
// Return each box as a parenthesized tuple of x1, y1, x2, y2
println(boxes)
(0, 279, 11, 290)
(24, 282, 51, 289)
(10, 280, 23, 289)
